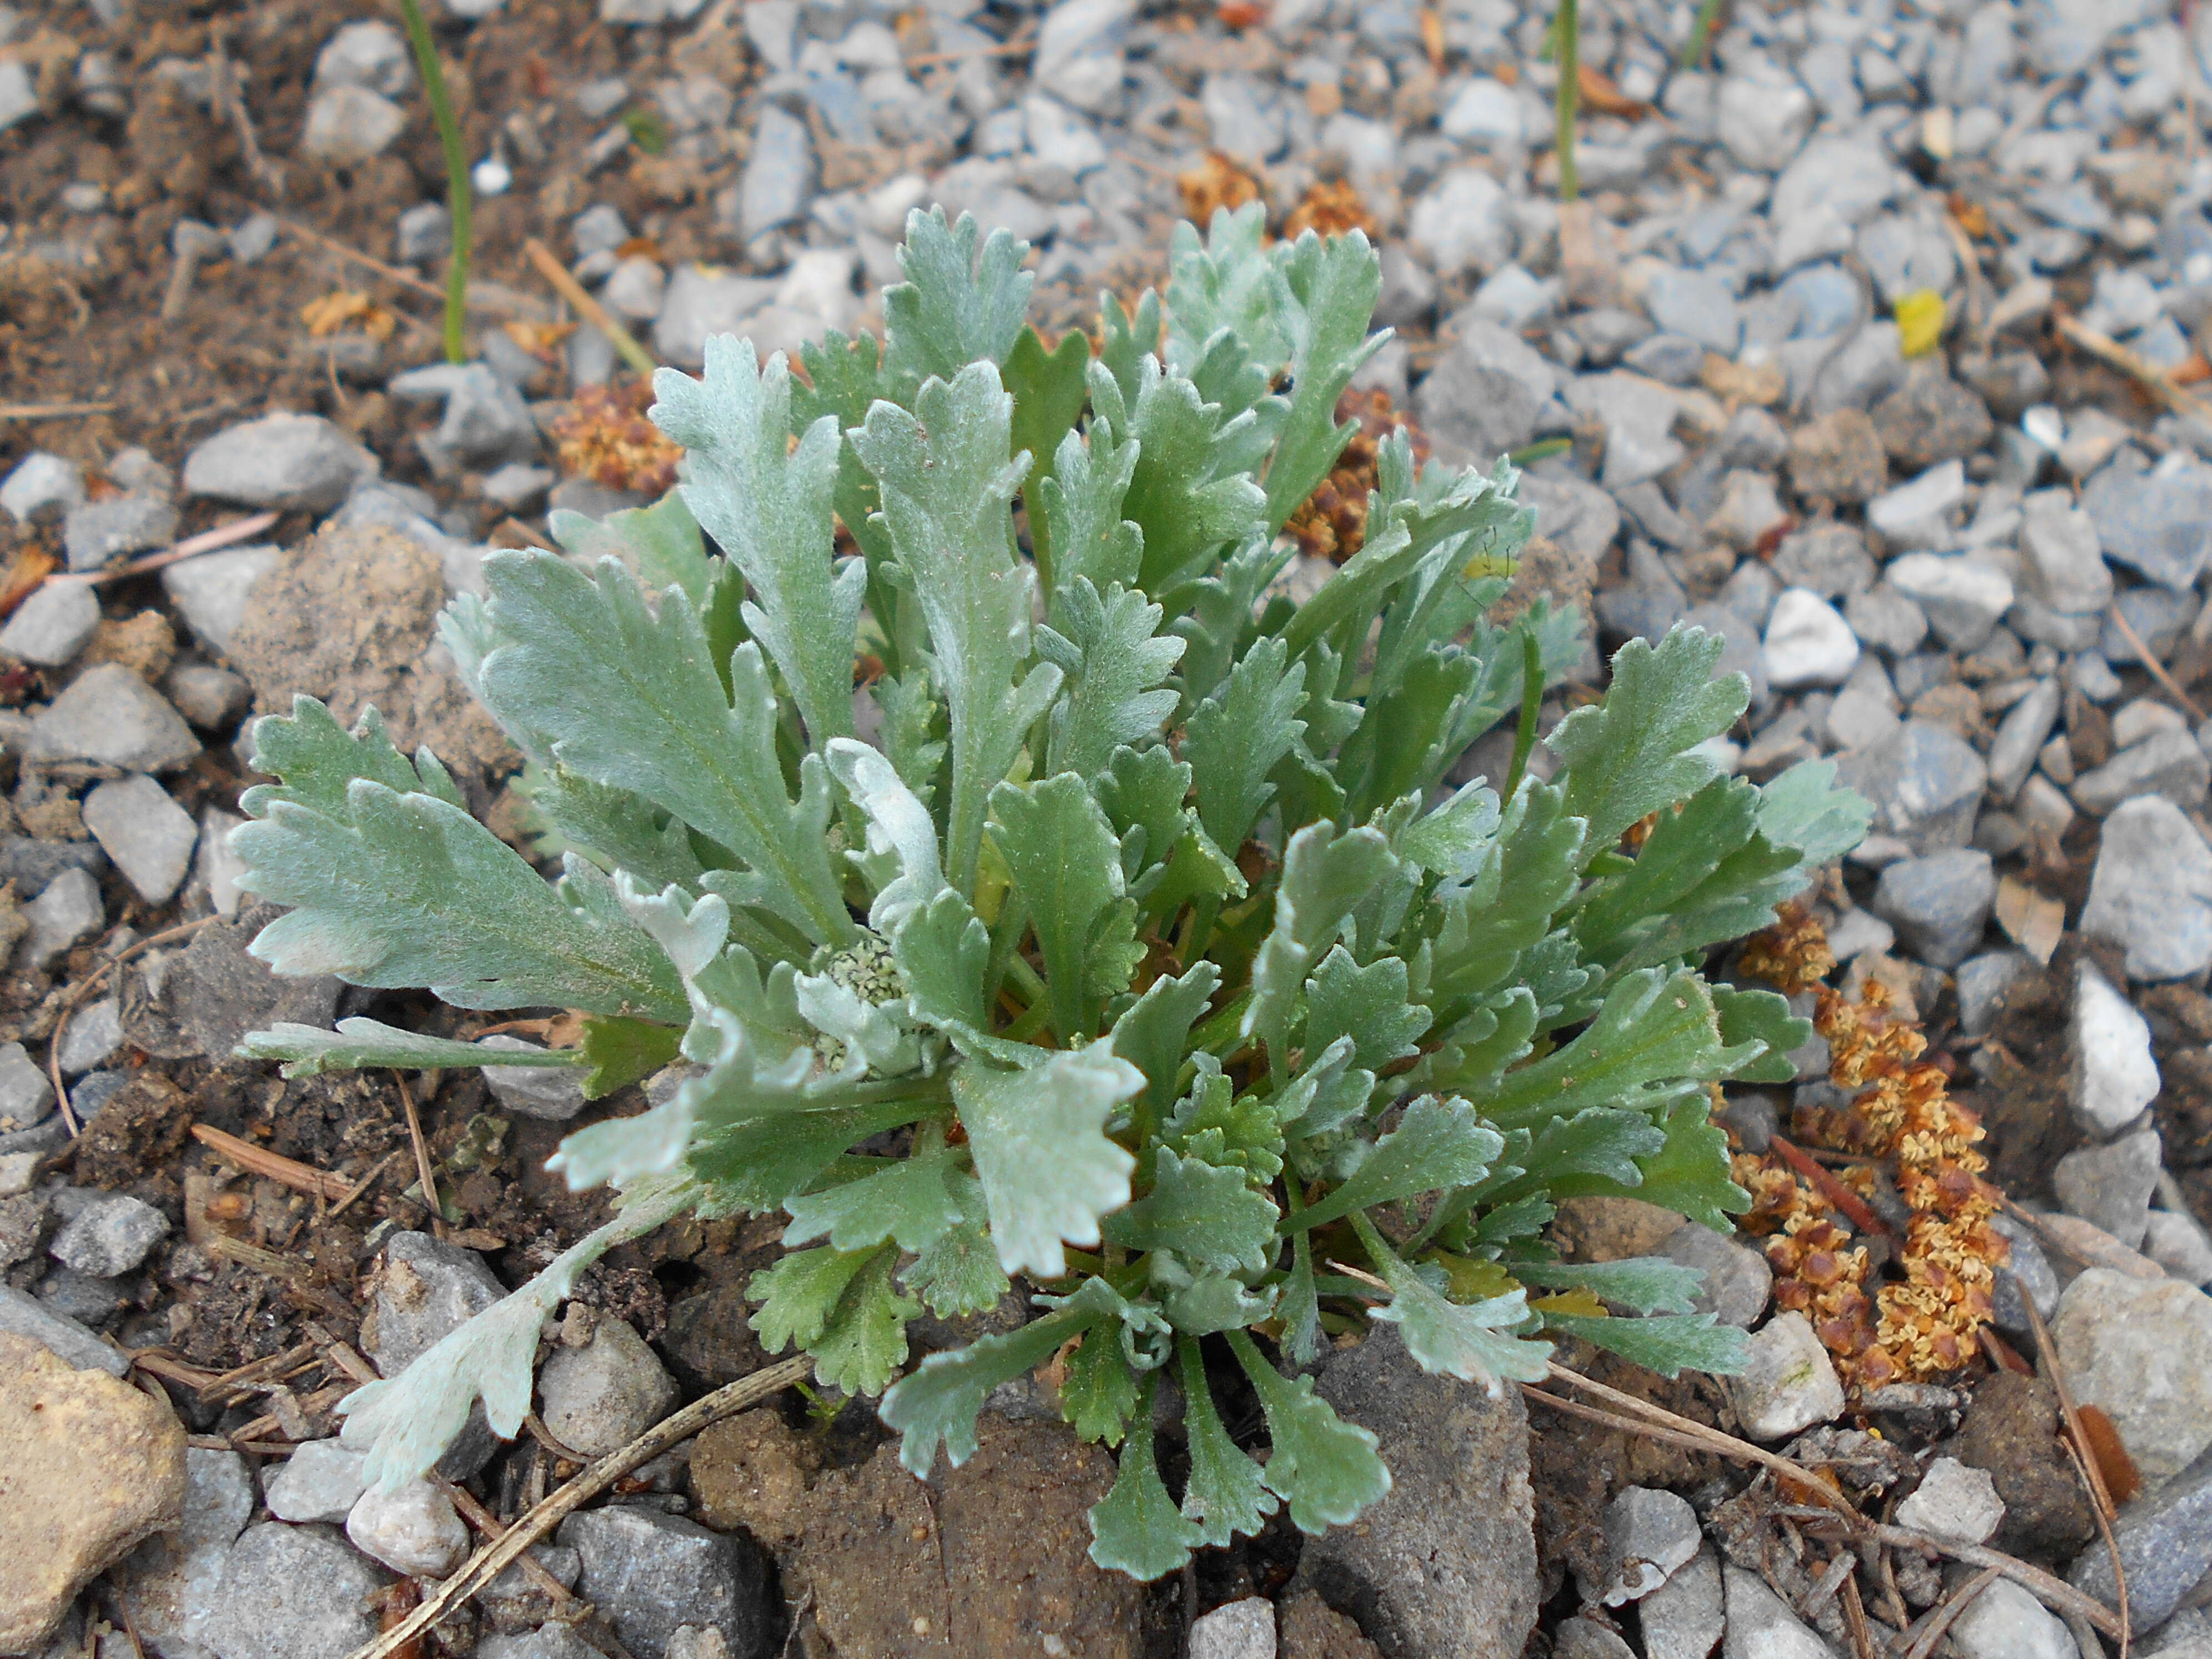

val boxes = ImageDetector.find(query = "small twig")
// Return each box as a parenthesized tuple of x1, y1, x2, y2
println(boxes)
(2063, 1435, 2132, 1659)
(1899, 1565, 2002, 1659)
(204, 1234, 321, 1289)
(46, 511, 280, 592)
(520, 238, 657, 376)
(328, 1151, 401, 1219)
(1769, 1133, 1894, 1236)
(391, 1071, 444, 1236)
(2105, 599, 2209, 722)
(524, 1411, 589, 1465)
(901, 24, 1035, 68)
(1839, 1573, 1877, 1659)
(191, 1124, 354, 1203)
(49, 917, 219, 1135)
(2022, 1292, 2116, 1521)
(0, 401, 117, 421)
(346, 1354, 813, 1659)
(2055, 311, 2212, 426)
(207, 22, 283, 198)
(269, 214, 524, 315)
(434, 1476, 577, 1605)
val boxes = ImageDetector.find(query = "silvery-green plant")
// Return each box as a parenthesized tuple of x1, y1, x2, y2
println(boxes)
(230, 204, 1867, 1577)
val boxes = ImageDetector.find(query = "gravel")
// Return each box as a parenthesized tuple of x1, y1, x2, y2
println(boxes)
(537, 1315, 678, 1459)
(0, 454, 86, 525)
(29, 663, 199, 772)
(345, 1479, 470, 1578)
(47, 1194, 167, 1278)
(2069, 961, 2162, 1136)
(1189, 1598, 1276, 1659)
(203, 1522, 389, 1659)
(1731, 1313, 1845, 1442)
(263, 1440, 370, 1525)
(559, 1506, 771, 1659)
(1893, 1457, 2005, 1545)
(2054, 1127, 2164, 1251)
(162, 546, 282, 658)
(2053, 1269, 2212, 1484)
(2082, 796, 2212, 980)
(81, 775, 198, 906)
(0, 582, 100, 668)
(1871, 848, 1996, 969)
(183, 415, 377, 512)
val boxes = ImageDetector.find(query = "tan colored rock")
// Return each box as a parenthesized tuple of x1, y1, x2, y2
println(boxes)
(225, 522, 514, 776)
(0, 1330, 185, 1652)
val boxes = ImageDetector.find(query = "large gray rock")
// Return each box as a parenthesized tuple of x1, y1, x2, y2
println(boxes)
(1871, 848, 1996, 969)
(2080, 796, 2212, 981)
(558, 1505, 771, 1659)
(202, 1522, 389, 1659)
(1835, 720, 1986, 854)
(2052, 1268, 2212, 1482)
(1582, 1486, 1699, 1606)
(2072, 1439, 2212, 1630)
(0, 1283, 127, 1374)
(29, 664, 200, 772)
(183, 415, 377, 512)
(1290, 1326, 1538, 1659)
(82, 775, 198, 906)
(1640, 1542, 1725, 1659)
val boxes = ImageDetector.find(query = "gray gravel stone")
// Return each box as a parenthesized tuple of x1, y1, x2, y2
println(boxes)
(1835, 720, 1986, 854)
(61, 494, 177, 572)
(2083, 461, 2212, 591)
(2072, 728, 2210, 816)
(1643, 266, 1742, 355)
(183, 414, 377, 512)
(300, 84, 407, 162)
(1640, 1542, 1725, 1659)
(1414, 320, 1556, 465)
(0, 1281, 126, 1373)
(559, 1505, 771, 1659)
(1732, 1313, 1846, 1441)
(537, 1315, 678, 1459)
(389, 361, 540, 470)
(367, 1230, 507, 1377)
(82, 775, 198, 906)
(1957, 952, 2032, 1037)
(1883, 554, 2013, 651)
(1951, 1577, 2079, 1659)
(1660, 1219, 1772, 1329)
(110, 1446, 257, 1659)
(1989, 1213, 2062, 1336)
(653, 267, 778, 371)
(2019, 490, 2113, 614)
(346, 1478, 470, 1578)
(30, 664, 199, 772)
(2056, 1266, 2212, 1485)
(1189, 1597, 1275, 1659)
(264, 1439, 369, 1525)
(203, 1521, 389, 1659)
(163, 546, 281, 658)
(1555, 1618, 1637, 1659)
(0, 453, 84, 525)
(2071, 959, 2161, 1133)
(1763, 589, 1860, 688)
(315, 22, 412, 98)
(1408, 166, 1516, 278)
(18, 867, 104, 973)
(1872, 848, 1997, 969)
(55, 996, 122, 1075)
(1722, 1563, 1837, 1658)
(479, 1628, 605, 1659)
(0, 581, 99, 668)
(1988, 678, 2062, 802)
(1894, 1456, 2004, 1544)
(166, 661, 252, 730)
(2055, 1127, 2164, 1251)
(479, 1035, 590, 1121)
(1568, 372, 1683, 490)
(1584, 1486, 1699, 1606)
(0, 1041, 53, 1133)
(2073, 1437, 2212, 1628)
(48, 1192, 165, 1278)
(2146, 1209, 2212, 1288)
(1843, 581, 1929, 655)
(1866, 460, 1966, 551)
(1771, 524, 1875, 599)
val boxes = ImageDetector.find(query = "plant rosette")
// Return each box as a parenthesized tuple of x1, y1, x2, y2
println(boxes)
(229, 203, 1869, 1577)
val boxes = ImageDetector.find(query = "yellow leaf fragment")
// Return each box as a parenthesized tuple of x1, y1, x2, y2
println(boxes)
(1896, 289, 1945, 358)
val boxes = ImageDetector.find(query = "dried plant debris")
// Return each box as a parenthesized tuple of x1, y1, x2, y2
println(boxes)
(551, 379, 685, 497)
(1738, 904, 2007, 1391)
(1283, 389, 1431, 562)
